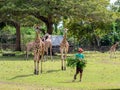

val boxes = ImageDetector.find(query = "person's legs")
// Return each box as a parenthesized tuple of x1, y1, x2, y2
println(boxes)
(80, 72, 82, 82)
(72, 67, 79, 82)
(79, 69, 83, 82)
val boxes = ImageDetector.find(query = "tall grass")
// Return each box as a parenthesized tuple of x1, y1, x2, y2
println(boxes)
(0, 51, 120, 90)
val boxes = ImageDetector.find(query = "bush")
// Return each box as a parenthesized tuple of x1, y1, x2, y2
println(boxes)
(66, 58, 87, 69)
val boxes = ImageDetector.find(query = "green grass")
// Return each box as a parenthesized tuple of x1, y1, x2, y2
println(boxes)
(0, 51, 120, 90)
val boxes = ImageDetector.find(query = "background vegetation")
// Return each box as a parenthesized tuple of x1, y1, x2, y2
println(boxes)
(0, 0, 120, 51)
(0, 1, 120, 89)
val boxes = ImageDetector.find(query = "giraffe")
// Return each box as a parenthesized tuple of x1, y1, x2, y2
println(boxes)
(42, 33, 53, 61)
(33, 24, 45, 75)
(60, 28, 69, 70)
(25, 41, 35, 60)
(109, 42, 119, 58)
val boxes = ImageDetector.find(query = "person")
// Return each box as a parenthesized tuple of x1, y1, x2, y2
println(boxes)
(72, 48, 84, 82)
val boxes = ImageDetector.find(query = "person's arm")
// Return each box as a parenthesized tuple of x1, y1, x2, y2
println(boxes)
(82, 54, 84, 59)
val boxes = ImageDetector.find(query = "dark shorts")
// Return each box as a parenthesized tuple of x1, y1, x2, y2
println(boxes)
(76, 67, 83, 73)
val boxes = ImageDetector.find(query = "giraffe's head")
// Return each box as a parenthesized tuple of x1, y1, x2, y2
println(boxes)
(64, 28, 68, 34)
(116, 42, 119, 45)
(33, 24, 41, 33)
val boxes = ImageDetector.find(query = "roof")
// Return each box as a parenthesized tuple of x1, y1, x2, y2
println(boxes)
(51, 35, 63, 46)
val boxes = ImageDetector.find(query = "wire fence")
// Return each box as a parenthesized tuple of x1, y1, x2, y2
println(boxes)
(0, 43, 116, 53)
(0, 43, 25, 51)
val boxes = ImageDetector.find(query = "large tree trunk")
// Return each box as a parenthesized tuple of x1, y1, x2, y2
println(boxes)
(33, 14, 53, 34)
(46, 15, 53, 34)
(7, 20, 21, 51)
(14, 22, 21, 51)
(45, 21, 53, 34)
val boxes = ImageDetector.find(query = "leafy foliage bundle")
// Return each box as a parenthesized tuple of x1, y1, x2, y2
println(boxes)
(66, 58, 87, 69)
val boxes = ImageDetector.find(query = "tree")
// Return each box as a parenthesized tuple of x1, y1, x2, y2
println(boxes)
(0, 0, 116, 50)
(0, 1, 22, 51)
(22, 0, 82, 34)
(5, 0, 111, 34)
(108, 0, 120, 44)
(67, 0, 114, 47)
(0, 0, 42, 51)
(111, 0, 120, 12)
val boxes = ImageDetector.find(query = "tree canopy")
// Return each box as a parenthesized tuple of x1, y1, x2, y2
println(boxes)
(0, 0, 120, 51)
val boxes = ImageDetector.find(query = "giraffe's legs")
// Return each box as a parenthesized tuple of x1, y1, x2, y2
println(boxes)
(34, 52, 40, 75)
(63, 49, 67, 70)
(40, 55, 43, 73)
(61, 58, 64, 70)
(63, 55, 66, 70)
(46, 49, 48, 61)
(25, 49, 29, 60)
(34, 51, 36, 74)
(113, 51, 116, 58)
(44, 48, 48, 61)
(63, 56, 66, 70)
(26, 52, 28, 60)
(50, 46, 53, 61)
(45, 47, 53, 61)
(110, 50, 116, 58)
(61, 49, 64, 60)
(36, 60, 39, 75)
(111, 53, 113, 58)
(34, 60, 37, 74)
(60, 46, 69, 70)
(36, 53, 42, 75)
(60, 49, 64, 70)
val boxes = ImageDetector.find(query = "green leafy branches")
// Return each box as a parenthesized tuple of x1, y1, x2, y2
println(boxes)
(66, 58, 87, 69)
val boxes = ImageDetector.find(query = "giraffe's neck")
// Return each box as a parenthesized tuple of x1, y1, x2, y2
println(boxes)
(62, 33, 67, 42)
(114, 43, 118, 47)
(35, 32, 40, 42)
(111, 44, 118, 50)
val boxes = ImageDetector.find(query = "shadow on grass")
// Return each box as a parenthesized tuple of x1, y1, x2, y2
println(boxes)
(9, 74, 34, 80)
(46, 69, 61, 73)
(0, 55, 61, 61)
(0, 54, 33, 61)
(58, 80, 81, 83)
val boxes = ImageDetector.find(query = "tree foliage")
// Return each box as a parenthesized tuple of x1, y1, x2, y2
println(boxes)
(66, 0, 114, 47)
(0, 0, 120, 50)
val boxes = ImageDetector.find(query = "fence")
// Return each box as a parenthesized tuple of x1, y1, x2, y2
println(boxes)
(0, 43, 25, 51)
(0, 43, 114, 53)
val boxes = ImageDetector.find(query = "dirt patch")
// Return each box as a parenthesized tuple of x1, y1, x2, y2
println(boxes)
(0, 81, 75, 90)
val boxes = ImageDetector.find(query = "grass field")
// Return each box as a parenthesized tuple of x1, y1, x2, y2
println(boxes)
(0, 51, 120, 90)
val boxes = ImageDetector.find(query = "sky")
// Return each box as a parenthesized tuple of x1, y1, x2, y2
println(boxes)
(110, 0, 117, 4)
